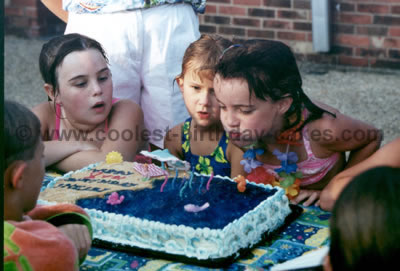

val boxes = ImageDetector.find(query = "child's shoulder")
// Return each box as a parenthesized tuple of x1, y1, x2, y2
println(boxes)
(32, 102, 56, 128)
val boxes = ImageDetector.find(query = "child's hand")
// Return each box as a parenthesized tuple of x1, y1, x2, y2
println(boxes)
(58, 224, 92, 260)
(291, 190, 321, 207)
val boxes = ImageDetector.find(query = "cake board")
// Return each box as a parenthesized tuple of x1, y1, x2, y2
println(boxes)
(91, 204, 303, 268)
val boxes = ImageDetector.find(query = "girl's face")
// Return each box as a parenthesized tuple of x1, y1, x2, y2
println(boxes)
(214, 74, 287, 148)
(55, 49, 113, 127)
(177, 64, 220, 129)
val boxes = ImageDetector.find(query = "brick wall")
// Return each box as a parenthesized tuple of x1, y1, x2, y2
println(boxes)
(5, 0, 65, 38)
(5, 0, 400, 69)
(199, 0, 400, 70)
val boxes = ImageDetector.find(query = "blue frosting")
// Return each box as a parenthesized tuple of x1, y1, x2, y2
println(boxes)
(76, 175, 278, 229)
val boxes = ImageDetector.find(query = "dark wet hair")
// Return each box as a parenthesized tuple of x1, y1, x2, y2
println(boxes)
(4, 100, 41, 168)
(216, 39, 335, 130)
(330, 166, 400, 271)
(177, 34, 233, 80)
(39, 33, 108, 99)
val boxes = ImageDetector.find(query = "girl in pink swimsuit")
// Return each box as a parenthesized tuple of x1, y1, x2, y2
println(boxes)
(214, 40, 381, 206)
(33, 34, 144, 172)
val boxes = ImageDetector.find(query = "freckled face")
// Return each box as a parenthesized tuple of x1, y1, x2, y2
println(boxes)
(55, 49, 113, 126)
(214, 74, 283, 148)
(178, 64, 220, 129)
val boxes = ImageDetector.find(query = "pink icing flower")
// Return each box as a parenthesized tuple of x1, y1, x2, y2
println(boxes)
(106, 192, 125, 205)
(184, 202, 210, 213)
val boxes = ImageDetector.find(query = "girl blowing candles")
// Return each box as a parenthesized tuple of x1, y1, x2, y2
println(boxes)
(214, 39, 381, 205)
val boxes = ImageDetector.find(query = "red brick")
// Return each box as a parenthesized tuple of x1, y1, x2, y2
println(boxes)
(338, 13, 372, 24)
(247, 29, 274, 38)
(278, 10, 308, 20)
(12, 0, 36, 6)
(5, 7, 24, 16)
(233, 18, 261, 27)
(337, 3, 355, 12)
(355, 48, 386, 58)
(219, 26, 246, 36)
(263, 20, 291, 29)
(205, 15, 231, 25)
(219, 6, 247, 16)
(374, 15, 400, 25)
(234, 0, 261, 6)
(293, 0, 310, 10)
(249, 8, 275, 18)
(389, 27, 400, 37)
(357, 4, 390, 14)
(357, 26, 388, 36)
(293, 22, 312, 31)
(335, 34, 370, 47)
(338, 56, 369, 67)
(200, 25, 217, 34)
(205, 4, 217, 13)
(392, 6, 400, 14)
(264, 0, 291, 8)
(24, 7, 38, 18)
(332, 24, 355, 34)
(277, 31, 307, 41)
(384, 38, 400, 48)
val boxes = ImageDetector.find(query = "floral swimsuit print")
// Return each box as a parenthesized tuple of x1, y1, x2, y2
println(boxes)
(181, 118, 231, 177)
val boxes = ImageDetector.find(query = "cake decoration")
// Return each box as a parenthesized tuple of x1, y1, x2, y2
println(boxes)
(132, 162, 166, 178)
(106, 151, 123, 164)
(141, 149, 190, 171)
(39, 157, 293, 264)
(106, 192, 125, 205)
(184, 202, 210, 213)
(234, 175, 247, 193)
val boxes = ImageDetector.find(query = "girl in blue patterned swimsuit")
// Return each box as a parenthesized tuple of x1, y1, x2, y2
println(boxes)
(164, 35, 245, 178)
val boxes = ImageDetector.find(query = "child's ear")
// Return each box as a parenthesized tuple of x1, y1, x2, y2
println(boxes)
(176, 76, 184, 93)
(277, 96, 293, 115)
(44, 83, 59, 103)
(4, 161, 28, 190)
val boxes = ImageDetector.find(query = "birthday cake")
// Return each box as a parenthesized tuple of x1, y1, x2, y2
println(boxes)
(39, 152, 292, 264)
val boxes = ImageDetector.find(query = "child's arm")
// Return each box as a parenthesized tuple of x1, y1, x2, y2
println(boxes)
(164, 123, 184, 160)
(320, 138, 400, 211)
(226, 142, 246, 178)
(41, 0, 68, 23)
(4, 220, 79, 271)
(54, 100, 144, 171)
(32, 103, 99, 167)
(310, 109, 381, 169)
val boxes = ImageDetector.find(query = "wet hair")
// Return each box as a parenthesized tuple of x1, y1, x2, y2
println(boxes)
(177, 34, 233, 80)
(330, 166, 400, 271)
(39, 33, 108, 99)
(4, 101, 41, 168)
(216, 39, 335, 130)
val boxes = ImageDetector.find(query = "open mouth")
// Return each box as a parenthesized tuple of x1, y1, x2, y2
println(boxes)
(229, 131, 241, 139)
(93, 102, 105, 112)
(198, 112, 210, 119)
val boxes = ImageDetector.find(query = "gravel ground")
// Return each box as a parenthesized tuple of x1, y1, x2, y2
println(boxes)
(5, 35, 400, 146)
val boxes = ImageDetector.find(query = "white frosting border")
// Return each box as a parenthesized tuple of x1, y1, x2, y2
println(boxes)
(39, 165, 291, 260)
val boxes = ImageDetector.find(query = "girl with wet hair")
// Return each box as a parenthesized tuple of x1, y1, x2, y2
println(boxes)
(214, 39, 381, 205)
